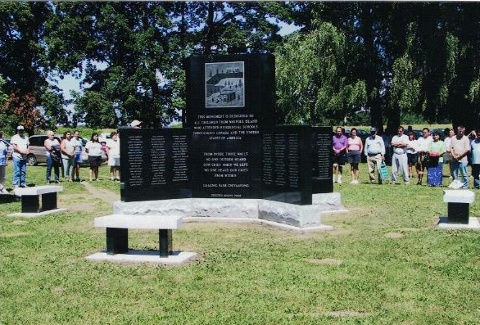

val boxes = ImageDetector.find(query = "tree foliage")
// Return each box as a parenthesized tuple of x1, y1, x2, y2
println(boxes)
(0, 2, 67, 133)
(0, 2, 479, 131)
(276, 21, 366, 125)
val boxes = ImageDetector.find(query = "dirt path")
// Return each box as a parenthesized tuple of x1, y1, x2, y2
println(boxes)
(81, 182, 120, 205)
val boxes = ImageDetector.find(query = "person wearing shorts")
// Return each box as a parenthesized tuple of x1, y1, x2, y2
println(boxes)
(332, 126, 348, 184)
(106, 132, 120, 181)
(406, 132, 418, 180)
(85, 133, 102, 181)
(347, 128, 363, 184)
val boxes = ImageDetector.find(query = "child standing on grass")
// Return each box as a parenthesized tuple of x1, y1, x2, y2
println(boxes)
(0, 131, 8, 194)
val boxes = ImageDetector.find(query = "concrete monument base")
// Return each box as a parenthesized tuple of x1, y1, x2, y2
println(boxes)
(437, 217, 480, 230)
(113, 193, 344, 230)
(86, 250, 198, 265)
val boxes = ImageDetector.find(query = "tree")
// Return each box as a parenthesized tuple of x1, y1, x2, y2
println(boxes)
(0, 2, 67, 133)
(276, 21, 366, 125)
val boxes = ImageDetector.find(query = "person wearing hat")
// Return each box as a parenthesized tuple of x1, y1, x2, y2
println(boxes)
(364, 127, 385, 184)
(131, 120, 142, 129)
(10, 125, 30, 188)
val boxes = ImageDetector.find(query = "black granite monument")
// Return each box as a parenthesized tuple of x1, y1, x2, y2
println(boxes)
(120, 128, 191, 202)
(119, 54, 332, 205)
(185, 54, 275, 199)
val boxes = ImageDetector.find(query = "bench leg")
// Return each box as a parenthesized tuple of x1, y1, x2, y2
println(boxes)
(106, 228, 128, 254)
(22, 195, 39, 213)
(42, 192, 57, 211)
(448, 203, 469, 224)
(159, 229, 173, 257)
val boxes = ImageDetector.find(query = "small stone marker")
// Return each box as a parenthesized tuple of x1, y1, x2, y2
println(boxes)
(438, 190, 479, 230)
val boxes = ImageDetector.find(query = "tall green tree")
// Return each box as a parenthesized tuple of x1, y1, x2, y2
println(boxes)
(0, 2, 67, 134)
(276, 21, 366, 125)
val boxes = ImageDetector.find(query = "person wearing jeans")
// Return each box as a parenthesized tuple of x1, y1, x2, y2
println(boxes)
(10, 125, 29, 188)
(450, 126, 470, 189)
(44, 130, 61, 184)
(60, 131, 75, 182)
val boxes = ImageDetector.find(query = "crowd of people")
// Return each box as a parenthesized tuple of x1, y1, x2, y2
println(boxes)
(1, 121, 478, 193)
(332, 125, 480, 189)
(0, 120, 144, 193)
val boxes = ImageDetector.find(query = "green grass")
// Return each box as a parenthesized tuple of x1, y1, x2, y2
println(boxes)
(1, 164, 479, 325)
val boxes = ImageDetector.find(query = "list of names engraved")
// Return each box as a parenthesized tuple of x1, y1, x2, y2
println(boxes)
(127, 135, 144, 186)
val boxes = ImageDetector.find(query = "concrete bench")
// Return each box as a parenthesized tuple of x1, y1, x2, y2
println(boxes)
(13, 186, 63, 213)
(94, 215, 183, 257)
(443, 190, 475, 224)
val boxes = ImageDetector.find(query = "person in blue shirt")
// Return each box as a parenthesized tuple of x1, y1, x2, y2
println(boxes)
(471, 129, 480, 189)
(0, 131, 9, 194)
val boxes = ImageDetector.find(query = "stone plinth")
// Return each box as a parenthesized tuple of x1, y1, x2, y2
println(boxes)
(113, 193, 344, 230)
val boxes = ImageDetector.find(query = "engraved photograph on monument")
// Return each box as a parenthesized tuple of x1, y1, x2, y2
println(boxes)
(205, 61, 245, 108)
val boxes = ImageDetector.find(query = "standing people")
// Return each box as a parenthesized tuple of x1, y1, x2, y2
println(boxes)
(427, 131, 446, 187)
(44, 131, 61, 184)
(106, 132, 120, 181)
(85, 133, 103, 181)
(0, 131, 9, 194)
(406, 132, 418, 180)
(391, 126, 410, 185)
(415, 128, 432, 185)
(443, 129, 455, 179)
(60, 131, 75, 182)
(347, 128, 363, 184)
(332, 127, 348, 184)
(364, 127, 385, 184)
(71, 130, 83, 182)
(450, 126, 470, 189)
(10, 126, 29, 188)
(470, 130, 480, 189)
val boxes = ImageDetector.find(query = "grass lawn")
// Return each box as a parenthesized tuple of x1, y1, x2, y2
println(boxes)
(1, 163, 479, 325)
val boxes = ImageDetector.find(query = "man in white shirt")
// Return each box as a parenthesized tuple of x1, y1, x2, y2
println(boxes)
(364, 127, 386, 184)
(415, 128, 432, 185)
(10, 125, 30, 188)
(391, 126, 409, 185)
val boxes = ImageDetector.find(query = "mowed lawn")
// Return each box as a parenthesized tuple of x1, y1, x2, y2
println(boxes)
(1, 163, 479, 325)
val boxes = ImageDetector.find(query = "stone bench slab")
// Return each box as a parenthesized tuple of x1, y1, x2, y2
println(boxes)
(94, 215, 183, 230)
(443, 190, 475, 204)
(14, 185, 63, 196)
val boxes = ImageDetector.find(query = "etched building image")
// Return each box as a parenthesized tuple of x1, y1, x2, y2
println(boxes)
(205, 61, 244, 108)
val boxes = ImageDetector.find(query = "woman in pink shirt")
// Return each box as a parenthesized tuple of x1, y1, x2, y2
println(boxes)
(347, 128, 364, 184)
